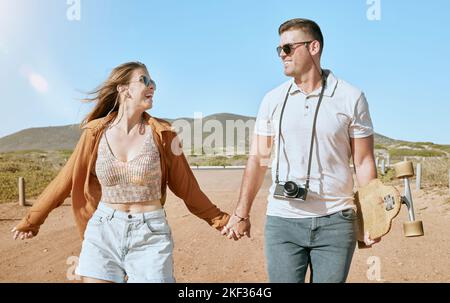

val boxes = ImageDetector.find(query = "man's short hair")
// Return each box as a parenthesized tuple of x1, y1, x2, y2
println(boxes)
(278, 18, 324, 55)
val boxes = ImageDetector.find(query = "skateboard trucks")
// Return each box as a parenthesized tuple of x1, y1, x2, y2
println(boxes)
(393, 161, 424, 238)
(355, 161, 424, 248)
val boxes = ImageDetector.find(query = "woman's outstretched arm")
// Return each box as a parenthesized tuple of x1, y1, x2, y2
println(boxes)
(12, 128, 91, 239)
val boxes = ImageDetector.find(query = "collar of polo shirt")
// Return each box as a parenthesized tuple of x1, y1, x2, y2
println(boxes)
(290, 69, 338, 97)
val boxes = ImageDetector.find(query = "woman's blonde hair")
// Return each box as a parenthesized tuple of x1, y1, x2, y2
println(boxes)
(81, 61, 148, 127)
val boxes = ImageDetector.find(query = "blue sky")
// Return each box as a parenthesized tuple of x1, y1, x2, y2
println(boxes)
(0, 0, 449, 143)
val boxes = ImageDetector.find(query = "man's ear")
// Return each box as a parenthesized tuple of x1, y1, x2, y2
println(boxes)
(309, 40, 321, 56)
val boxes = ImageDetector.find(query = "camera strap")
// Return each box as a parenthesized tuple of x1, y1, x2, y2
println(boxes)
(275, 71, 329, 190)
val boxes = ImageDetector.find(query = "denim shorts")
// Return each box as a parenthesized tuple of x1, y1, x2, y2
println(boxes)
(264, 208, 357, 283)
(75, 202, 175, 283)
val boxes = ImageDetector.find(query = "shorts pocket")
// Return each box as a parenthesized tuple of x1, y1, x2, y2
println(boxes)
(144, 217, 171, 235)
(87, 212, 107, 227)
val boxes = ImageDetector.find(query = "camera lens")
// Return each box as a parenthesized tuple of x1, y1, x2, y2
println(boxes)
(283, 181, 299, 197)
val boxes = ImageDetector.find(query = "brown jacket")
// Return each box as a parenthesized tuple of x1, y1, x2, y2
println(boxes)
(15, 112, 230, 239)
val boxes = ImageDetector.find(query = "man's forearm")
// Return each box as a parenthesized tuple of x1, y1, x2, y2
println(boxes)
(235, 155, 269, 217)
(355, 158, 377, 187)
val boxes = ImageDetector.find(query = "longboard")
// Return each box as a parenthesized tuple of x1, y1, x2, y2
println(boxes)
(354, 178, 402, 243)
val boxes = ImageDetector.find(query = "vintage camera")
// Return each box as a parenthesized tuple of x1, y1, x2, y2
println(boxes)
(273, 181, 308, 201)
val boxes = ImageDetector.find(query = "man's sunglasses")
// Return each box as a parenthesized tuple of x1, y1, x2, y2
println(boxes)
(129, 75, 156, 88)
(276, 40, 313, 56)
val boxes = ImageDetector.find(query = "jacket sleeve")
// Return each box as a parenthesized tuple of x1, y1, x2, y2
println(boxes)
(14, 129, 90, 236)
(164, 132, 230, 230)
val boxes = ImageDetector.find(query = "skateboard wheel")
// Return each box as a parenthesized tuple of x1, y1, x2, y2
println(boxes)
(403, 220, 424, 237)
(393, 161, 415, 179)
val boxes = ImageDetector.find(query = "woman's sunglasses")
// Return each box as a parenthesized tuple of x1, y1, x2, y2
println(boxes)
(276, 40, 313, 56)
(129, 75, 156, 88)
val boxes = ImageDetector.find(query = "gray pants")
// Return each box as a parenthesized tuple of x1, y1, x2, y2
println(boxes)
(264, 208, 357, 283)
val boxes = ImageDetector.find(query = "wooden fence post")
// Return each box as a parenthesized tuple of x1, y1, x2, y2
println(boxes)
(416, 163, 422, 190)
(18, 177, 26, 207)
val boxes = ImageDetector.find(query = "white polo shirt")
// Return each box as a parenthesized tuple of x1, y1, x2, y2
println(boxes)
(254, 70, 373, 218)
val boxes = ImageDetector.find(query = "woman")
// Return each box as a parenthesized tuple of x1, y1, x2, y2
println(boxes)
(11, 61, 230, 283)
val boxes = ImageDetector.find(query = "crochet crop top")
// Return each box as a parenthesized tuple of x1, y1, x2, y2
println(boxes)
(95, 127, 162, 203)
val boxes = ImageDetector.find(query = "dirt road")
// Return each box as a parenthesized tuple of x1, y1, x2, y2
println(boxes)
(1, 170, 449, 282)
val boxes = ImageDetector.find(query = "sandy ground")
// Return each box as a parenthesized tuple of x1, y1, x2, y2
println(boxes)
(0, 170, 449, 283)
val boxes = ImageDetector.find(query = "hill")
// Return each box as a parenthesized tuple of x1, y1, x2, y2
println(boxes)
(0, 113, 448, 158)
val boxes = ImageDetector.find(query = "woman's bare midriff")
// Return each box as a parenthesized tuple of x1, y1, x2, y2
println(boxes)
(102, 199, 162, 213)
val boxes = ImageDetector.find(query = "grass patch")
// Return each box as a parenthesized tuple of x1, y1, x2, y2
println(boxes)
(7, 149, 48, 155)
(0, 150, 68, 203)
(378, 167, 396, 183)
(58, 149, 74, 158)
(374, 144, 386, 150)
(433, 144, 450, 153)
(188, 154, 248, 167)
(421, 158, 450, 187)
(190, 156, 231, 167)
(388, 148, 446, 158)
(394, 142, 450, 153)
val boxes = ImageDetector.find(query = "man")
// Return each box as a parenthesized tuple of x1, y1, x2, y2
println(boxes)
(222, 18, 379, 283)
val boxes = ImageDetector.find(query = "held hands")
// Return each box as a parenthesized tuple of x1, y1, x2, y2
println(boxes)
(11, 226, 35, 241)
(221, 211, 251, 241)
